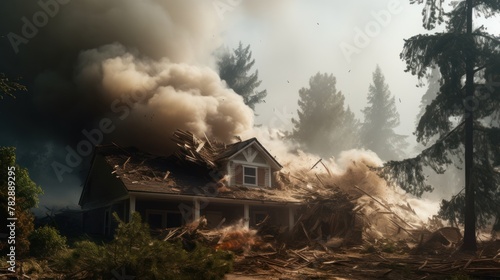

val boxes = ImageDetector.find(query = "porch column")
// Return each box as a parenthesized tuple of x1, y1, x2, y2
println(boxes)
(194, 199, 200, 221)
(129, 195, 136, 222)
(243, 204, 249, 229)
(288, 206, 295, 232)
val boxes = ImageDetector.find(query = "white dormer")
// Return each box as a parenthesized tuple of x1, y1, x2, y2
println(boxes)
(216, 138, 282, 188)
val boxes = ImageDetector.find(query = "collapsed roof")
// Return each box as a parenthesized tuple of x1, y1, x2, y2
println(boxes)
(90, 129, 431, 246)
(93, 130, 297, 203)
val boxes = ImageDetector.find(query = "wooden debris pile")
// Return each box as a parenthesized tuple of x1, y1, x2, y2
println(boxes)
(278, 157, 431, 248)
(414, 227, 463, 253)
(102, 144, 173, 183)
(232, 244, 500, 279)
(159, 217, 273, 254)
(171, 129, 227, 169)
(290, 192, 362, 249)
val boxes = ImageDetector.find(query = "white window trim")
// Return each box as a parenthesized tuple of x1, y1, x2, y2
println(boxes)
(243, 165, 258, 186)
(233, 160, 269, 168)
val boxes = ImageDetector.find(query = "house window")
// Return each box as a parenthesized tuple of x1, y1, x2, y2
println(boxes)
(243, 166, 257, 185)
(253, 211, 269, 226)
(146, 210, 166, 229)
(166, 212, 183, 228)
(146, 210, 183, 229)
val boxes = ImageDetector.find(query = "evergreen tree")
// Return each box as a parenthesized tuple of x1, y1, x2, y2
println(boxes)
(360, 65, 408, 161)
(291, 72, 359, 157)
(416, 66, 441, 123)
(217, 42, 267, 110)
(379, 0, 500, 251)
(55, 213, 233, 279)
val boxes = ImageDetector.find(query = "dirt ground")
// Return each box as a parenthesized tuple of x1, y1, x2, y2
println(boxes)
(225, 240, 500, 280)
(2, 241, 498, 279)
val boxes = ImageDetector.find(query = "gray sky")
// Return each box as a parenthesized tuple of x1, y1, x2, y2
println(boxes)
(224, 0, 425, 145)
(219, 0, 499, 156)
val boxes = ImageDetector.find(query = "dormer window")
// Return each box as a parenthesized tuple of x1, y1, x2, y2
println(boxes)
(243, 166, 257, 185)
(226, 139, 283, 188)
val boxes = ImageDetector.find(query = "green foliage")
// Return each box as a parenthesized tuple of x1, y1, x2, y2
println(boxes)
(217, 42, 267, 110)
(0, 147, 43, 209)
(29, 226, 68, 258)
(55, 212, 233, 279)
(379, 1, 500, 235)
(416, 67, 441, 125)
(0, 73, 26, 99)
(361, 65, 408, 161)
(290, 72, 360, 157)
(0, 147, 43, 256)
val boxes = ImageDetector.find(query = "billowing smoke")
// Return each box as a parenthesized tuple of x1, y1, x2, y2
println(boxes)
(244, 128, 440, 231)
(0, 0, 440, 224)
(0, 0, 254, 207)
(74, 43, 253, 153)
(1, 0, 253, 155)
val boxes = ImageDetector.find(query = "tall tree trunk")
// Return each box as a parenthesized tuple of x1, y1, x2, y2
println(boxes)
(461, 0, 477, 252)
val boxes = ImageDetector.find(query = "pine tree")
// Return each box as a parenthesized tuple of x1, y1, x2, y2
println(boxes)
(416, 67, 441, 123)
(379, 0, 500, 251)
(360, 65, 408, 161)
(217, 42, 267, 110)
(291, 72, 359, 157)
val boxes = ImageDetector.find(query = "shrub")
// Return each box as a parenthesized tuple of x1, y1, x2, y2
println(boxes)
(29, 226, 67, 258)
(55, 212, 233, 279)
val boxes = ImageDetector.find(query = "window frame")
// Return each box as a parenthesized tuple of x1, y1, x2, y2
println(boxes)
(243, 165, 258, 186)
(145, 209, 167, 229)
(253, 211, 269, 226)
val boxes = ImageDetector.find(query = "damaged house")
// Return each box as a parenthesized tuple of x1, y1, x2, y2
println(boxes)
(79, 130, 301, 236)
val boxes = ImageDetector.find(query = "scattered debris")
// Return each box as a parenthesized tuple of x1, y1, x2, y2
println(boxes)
(88, 130, 500, 278)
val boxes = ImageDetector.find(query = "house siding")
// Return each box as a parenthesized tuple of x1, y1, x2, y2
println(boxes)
(235, 164, 243, 184)
(82, 208, 105, 235)
(82, 200, 127, 236)
(230, 143, 274, 187)
(81, 138, 291, 237)
(258, 167, 265, 187)
(81, 154, 128, 210)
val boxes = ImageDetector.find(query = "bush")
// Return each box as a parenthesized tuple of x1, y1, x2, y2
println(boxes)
(55, 213, 233, 279)
(29, 226, 67, 258)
